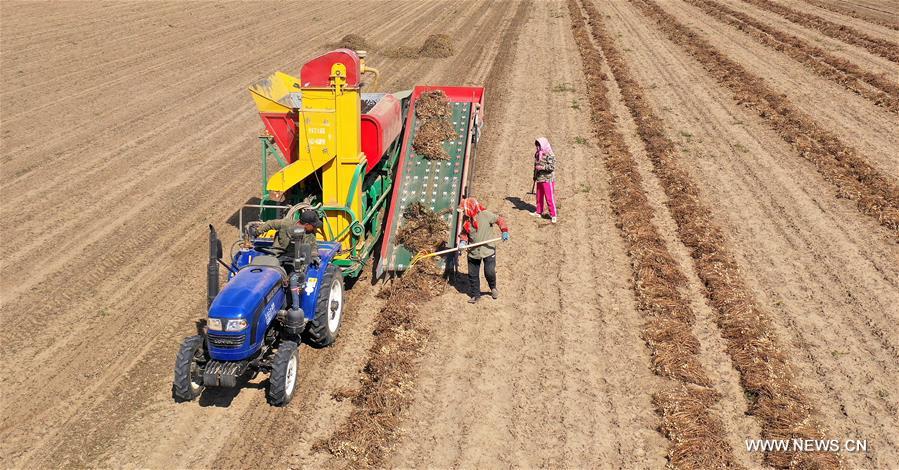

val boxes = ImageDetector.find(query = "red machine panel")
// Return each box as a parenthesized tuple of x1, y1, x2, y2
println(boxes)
(299, 49, 361, 88)
(259, 111, 299, 163)
(360, 94, 403, 173)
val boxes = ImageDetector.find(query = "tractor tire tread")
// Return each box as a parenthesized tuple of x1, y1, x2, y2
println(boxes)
(304, 264, 343, 348)
(172, 335, 205, 402)
(267, 340, 299, 406)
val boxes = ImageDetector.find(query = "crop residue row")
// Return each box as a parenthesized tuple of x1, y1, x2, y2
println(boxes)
(338, 33, 455, 59)
(801, 0, 899, 31)
(317, 3, 532, 463)
(738, 0, 899, 63)
(685, 0, 899, 113)
(596, 0, 844, 466)
(567, 0, 741, 467)
(314, 207, 448, 466)
(642, 0, 899, 232)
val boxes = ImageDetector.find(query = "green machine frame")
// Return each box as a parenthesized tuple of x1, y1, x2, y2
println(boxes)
(257, 131, 403, 278)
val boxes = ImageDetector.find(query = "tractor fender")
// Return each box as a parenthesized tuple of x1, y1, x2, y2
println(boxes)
(299, 242, 340, 321)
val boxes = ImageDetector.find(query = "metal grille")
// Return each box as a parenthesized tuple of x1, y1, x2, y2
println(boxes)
(382, 100, 473, 271)
(207, 332, 246, 349)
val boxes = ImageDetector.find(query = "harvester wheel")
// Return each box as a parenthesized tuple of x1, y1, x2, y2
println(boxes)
(267, 340, 299, 406)
(305, 264, 344, 348)
(172, 335, 207, 402)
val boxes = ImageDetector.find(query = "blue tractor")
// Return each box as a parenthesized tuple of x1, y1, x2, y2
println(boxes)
(172, 222, 345, 406)
(172, 48, 484, 406)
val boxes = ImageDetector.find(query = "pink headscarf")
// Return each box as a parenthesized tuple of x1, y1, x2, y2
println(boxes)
(535, 137, 554, 160)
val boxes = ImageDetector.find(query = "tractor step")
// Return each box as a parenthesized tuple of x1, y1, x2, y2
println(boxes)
(203, 359, 250, 388)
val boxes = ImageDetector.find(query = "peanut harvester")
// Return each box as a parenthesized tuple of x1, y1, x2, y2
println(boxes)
(173, 49, 484, 405)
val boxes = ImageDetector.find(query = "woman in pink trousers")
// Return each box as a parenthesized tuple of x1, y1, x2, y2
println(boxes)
(531, 137, 558, 223)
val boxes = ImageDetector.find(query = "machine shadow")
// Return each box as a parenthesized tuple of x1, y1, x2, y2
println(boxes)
(226, 197, 264, 229)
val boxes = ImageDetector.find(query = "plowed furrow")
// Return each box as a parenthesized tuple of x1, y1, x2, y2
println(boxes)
(0, 3, 186, 50)
(0, 3, 323, 109)
(685, 0, 899, 112)
(737, 0, 899, 64)
(0, 5, 405, 338)
(0, 3, 336, 174)
(313, 3, 530, 467)
(0, 3, 422, 301)
(631, 1, 899, 232)
(801, 0, 899, 31)
(599, 3, 899, 465)
(0, 3, 201, 73)
(567, 1, 742, 467)
(587, 0, 843, 467)
(0, 2, 445, 465)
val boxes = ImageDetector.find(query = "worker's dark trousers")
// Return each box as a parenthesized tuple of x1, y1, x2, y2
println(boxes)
(467, 254, 496, 298)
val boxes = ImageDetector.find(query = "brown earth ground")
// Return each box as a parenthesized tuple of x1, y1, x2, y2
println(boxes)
(810, 0, 899, 28)
(598, 0, 899, 468)
(1, 0, 896, 468)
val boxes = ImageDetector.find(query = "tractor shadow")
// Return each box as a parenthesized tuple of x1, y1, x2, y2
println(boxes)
(198, 376, 265, 407)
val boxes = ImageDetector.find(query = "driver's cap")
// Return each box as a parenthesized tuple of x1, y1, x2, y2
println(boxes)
(298, 209, 323, 228)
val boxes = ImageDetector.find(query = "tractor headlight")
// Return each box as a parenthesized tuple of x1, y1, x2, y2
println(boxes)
(207, 318, 223, 331)
(225, 319, 248, 332)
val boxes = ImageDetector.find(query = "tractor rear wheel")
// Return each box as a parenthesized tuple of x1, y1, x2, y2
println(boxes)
(267, 340, 299, 406)
(172, 335, 207, 402)
(304, 264, 344, 348)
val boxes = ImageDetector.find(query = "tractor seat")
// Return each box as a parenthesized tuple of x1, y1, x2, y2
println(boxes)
(247, 255, 288, 280)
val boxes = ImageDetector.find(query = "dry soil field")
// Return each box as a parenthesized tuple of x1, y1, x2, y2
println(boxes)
(1, 1, 897, 468)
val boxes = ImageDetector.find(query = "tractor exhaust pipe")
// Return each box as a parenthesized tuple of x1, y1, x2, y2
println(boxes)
(208, 224, 223, 308)
(284, 226, 310, 336)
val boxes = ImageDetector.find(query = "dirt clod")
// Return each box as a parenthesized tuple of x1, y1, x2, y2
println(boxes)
(338, 34, 368, 51)
(419, 34, 454, 58)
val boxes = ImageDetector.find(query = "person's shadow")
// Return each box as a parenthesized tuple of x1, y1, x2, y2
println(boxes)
(505, 196, 536, 213)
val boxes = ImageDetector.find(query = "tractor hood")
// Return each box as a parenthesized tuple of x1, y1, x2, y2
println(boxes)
(209, 266, 283, 319)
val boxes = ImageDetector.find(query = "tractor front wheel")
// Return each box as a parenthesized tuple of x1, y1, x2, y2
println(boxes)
(304, 264, 344, 348)
(172, 335, 207, 402)
(267, 340, 299, 406)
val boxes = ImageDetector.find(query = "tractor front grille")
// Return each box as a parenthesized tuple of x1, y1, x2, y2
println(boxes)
(207, 332, 246, 349)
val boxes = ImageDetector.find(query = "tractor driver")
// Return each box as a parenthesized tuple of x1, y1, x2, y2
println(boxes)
(252, 209, 322, 265)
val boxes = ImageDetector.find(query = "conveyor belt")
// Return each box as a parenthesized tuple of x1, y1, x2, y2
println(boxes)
(377, 86, 484, 275)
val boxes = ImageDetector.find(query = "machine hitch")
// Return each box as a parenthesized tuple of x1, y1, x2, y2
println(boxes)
(203, 359, 250, 388)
